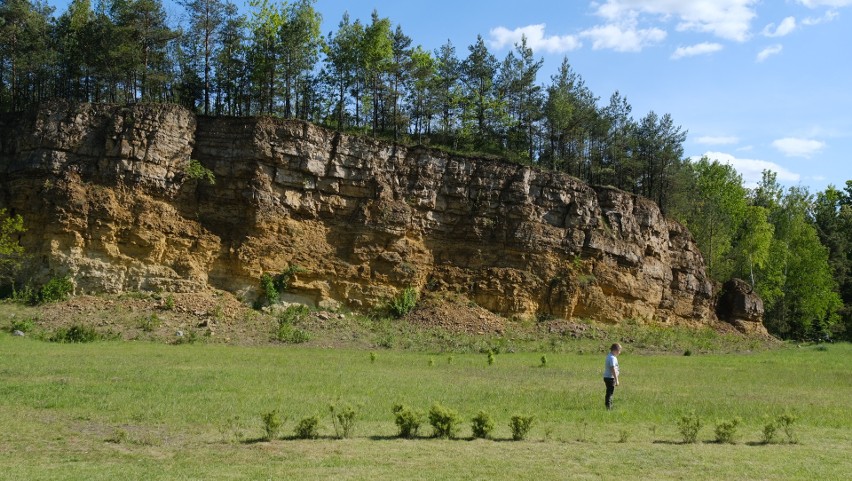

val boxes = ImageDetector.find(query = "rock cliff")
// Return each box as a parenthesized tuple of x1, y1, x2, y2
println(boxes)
(0, 101, 721, 326)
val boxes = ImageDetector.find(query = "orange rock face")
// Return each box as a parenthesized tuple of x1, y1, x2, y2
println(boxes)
(1, 101, 726, 326)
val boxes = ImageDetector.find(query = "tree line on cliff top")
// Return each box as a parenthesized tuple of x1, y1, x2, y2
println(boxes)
(0, 0, 849, 340)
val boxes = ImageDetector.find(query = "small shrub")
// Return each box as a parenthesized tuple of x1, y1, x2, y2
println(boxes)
(618, 429, 630, 443)
(163, 294, 175, 310)
(428, 403, 461, 439)
(540, 355, 548, 367)
(369, 352, 377, 363)
(174, 330, 200, 345)
(275, 305, 311, 343)
(260, 273, 279, 305)
(186, 159, 216, 185)
(683, 349, 692, 356)
(138, 314, 162, 332)
(8, 316, 35, 333)
(428, 357, 435, 367)
(329, 403, 359, 439)
(471, 411, 495, 439)
(276, 324, 311, 343)
(761, 418, 778, 444)
(392, 403, 423, 438)
(51, 324, 101, 343)
(10, 282, 36, 304)
(38, 276, 73, 304)
(509, 414, 535, 441)
(259, 266, 305, 307)
(219, 415, 245, 444)
(777, 412, 798, 444)
(294, 415, 320, 439)
(487, 350, 495, 365)
(388, 287, 418, 318)
(677, 412, 702, 443)
(714, 417, 741, 444)
(261, 409, 283, 441)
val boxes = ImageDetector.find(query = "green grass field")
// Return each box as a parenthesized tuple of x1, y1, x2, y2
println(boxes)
(0, 334, 850, 480)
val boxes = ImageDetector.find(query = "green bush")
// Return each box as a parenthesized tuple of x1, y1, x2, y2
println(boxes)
(260, 273, 279, 305)
(294, 415, 320, 439)
(138, 314, 162, 332)
(163, 294, 175, 310)
(777, 412, 798, 444)
(261, 409, 283, 441)
(509, 414, 535, 441)
(471, 411, 495, 439)
(714, 417, 741, 444)
(186, 159, 216, 185)
(761, 417, 778, 444)
(388, 287, 418, 318)
(276, 324, 311, 343)
(275, 305, 311, 343)
(428, 402, 461, 439)
(50, 324, 102, 343)
(329, 402, 359, 439)
(487, 350, 496, 365)
(259, 266, 305, 307)
(677, 411, 702, 443)
(39, 276, 73, 303)
(392, 403, 423, 438)
(8, 316, 35, 333)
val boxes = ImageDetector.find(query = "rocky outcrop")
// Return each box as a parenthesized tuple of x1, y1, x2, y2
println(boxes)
(0, 101, 735, 327)
(716, 278, 766, 334)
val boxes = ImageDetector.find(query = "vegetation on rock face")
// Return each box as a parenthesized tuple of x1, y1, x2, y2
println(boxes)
(0, 209, 25, 286)
(186, 159, 216, 185)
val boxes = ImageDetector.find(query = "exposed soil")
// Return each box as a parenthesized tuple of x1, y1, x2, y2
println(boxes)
(2, 289, 778, 352)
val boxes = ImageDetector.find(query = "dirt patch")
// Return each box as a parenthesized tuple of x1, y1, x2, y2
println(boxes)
(404, 293, 506, 335)
(29, 291, 276, 345)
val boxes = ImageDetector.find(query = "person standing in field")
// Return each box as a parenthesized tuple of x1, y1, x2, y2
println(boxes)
(603, 343, 622, 410)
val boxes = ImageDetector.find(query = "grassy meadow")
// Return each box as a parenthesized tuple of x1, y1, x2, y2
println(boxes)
(0, 333, 850, 480)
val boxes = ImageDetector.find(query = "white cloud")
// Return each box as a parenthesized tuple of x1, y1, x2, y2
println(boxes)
(762, 16, 797, 37)
(695, 135, 739, 145)
(803, 10, 840, 25)
(671, 42, 723, 59)
(594, 0, 758, 42)
(580, 23, 667, 52)
(796, 0, 852, 7)
(756, 44, 783, 62)
(695, 151, 801, 186)
(488, 24, 581, 53)
(772, 137, 826, 157)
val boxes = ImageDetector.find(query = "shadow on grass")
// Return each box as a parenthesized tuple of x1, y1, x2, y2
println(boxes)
(241, 435, 344, 444)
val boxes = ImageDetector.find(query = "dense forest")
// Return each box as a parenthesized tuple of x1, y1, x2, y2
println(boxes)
(1, 0, 849, 340)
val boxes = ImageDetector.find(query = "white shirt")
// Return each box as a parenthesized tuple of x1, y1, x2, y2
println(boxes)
(604, 352, 619, 379)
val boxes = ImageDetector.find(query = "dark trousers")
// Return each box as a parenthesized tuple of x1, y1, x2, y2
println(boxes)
(604, 377, 616, 409)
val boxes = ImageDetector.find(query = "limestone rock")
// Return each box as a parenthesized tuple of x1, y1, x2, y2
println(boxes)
(716, 278, 766, 334)
(0, 101, 746, 329)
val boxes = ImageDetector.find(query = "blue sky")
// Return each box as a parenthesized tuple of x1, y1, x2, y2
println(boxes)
(306, 0, 850, 193)
(49, 0, 852, 193)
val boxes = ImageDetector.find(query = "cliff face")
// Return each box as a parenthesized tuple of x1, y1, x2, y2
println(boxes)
(0, 101, 716, 325)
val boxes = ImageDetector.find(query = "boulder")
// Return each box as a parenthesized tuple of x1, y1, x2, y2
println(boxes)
(716, 278, 766, 334)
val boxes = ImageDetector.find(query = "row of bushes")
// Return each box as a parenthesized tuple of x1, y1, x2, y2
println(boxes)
(677, 411, 798, 444)
(258, 402, 536, 442)
(256, 404, 800, 445)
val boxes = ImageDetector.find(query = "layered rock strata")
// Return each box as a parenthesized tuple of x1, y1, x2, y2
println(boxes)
(0, 101, 718, 325)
